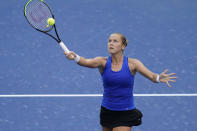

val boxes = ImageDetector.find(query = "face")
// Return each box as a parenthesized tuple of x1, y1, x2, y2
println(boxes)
(108, 34, 125, 54)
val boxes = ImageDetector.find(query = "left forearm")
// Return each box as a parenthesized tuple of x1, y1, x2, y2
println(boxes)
(133, 59, 176, 87)
(142, 72, 159, 83)
(133, 60, 160, 83)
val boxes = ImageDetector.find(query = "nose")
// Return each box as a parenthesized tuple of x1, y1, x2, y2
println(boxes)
(108, 41, 114, 46)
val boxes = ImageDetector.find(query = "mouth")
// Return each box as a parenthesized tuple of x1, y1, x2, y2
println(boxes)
(109, 47, 114, 49)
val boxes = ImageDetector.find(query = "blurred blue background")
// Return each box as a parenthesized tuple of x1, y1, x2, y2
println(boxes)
(0, 0, 197, 131)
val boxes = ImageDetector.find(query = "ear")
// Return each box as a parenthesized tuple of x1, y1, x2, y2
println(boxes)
(121, 44, 126, 51)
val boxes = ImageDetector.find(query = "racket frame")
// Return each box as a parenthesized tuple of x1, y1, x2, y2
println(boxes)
(24, 0, 70, 53)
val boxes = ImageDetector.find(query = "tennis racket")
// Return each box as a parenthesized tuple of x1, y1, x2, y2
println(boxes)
(24, 0, 70, 53)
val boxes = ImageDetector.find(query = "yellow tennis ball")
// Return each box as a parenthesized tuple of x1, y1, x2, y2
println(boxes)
(47, 18, 55, 26)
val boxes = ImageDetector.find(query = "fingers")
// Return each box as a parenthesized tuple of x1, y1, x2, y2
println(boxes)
(161, 69, 176, 77)
(169, 79, 176, 82)
(64, 51, 74, 55)
(168, 73, 176, 76)
(166, 81, 171, 87)
(168, 74, 177, 83)
(160, 70, 177, 87)
(162, 69, 168, 74)
(169, 77, 177, 79)
(64, 51, 76, 60)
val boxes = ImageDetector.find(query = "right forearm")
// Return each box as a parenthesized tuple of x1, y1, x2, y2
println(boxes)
(77, 56, 96, 68)
(65, 51, 102, 68)
(77, 56, 88, 66)
(65, 51, 87, 67)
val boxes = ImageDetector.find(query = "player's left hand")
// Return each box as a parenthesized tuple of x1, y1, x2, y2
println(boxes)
(159, 69, 177, 87)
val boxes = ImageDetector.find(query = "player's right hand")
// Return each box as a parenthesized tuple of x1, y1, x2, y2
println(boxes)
(64, 51, 76, 60)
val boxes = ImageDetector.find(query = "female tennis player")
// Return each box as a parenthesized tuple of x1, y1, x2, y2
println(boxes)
(65, 33, 176, 131)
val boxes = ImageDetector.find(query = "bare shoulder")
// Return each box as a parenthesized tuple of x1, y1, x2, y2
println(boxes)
(94, 56, 107, 67)
(128, 58, 140, 65)
(128, 58, 143, 73)
(94, 56, 107, 62)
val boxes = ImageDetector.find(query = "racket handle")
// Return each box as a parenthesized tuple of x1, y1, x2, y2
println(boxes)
(59, 41, 70, 53)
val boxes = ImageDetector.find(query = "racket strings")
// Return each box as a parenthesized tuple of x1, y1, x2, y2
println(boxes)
(25, 0, 53, 32)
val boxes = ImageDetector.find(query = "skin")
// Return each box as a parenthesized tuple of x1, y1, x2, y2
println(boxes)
(65, 33, 177, 131)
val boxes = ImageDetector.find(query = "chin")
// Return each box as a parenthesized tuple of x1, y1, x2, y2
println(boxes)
(108, 50, 123, 55)
(108, 49, 115, 54)
(109, 51, 117, 55)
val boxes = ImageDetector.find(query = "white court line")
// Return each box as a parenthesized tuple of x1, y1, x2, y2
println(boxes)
(0, 94, 197, 97)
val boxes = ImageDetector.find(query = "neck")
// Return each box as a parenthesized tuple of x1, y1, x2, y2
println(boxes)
(111, 53, 123, 65)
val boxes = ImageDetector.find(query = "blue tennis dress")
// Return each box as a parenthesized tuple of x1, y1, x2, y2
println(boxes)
(101, 56, 135, 111)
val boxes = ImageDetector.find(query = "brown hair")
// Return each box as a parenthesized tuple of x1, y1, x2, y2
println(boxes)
(113, 32, 128, 47)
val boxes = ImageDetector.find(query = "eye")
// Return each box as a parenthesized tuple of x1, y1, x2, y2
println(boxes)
(114, 40, 118, 42)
